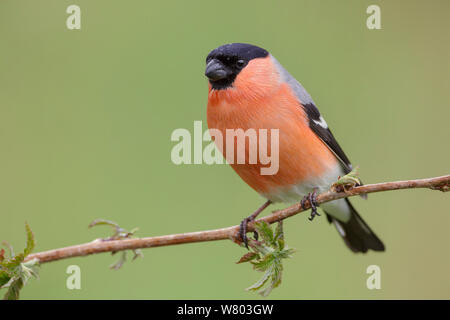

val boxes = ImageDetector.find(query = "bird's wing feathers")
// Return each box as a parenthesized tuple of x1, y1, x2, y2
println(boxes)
(301, 102, 352, 173)
(271, 55, 352, 173)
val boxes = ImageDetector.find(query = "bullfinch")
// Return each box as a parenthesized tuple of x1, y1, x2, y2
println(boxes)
(205, 43, 384, 253)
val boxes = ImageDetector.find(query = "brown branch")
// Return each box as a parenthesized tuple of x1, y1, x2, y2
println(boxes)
(25, 175, 449, 264)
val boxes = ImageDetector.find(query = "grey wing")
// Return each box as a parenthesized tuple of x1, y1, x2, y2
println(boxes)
(271, 55, 352, 173)
(300, 102, 352, 174)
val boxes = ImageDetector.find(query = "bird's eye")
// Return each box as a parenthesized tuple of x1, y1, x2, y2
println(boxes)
(236, 59, 246, 68)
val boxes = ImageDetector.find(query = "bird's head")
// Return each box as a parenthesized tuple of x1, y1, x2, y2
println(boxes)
(205, 43, 275, 93)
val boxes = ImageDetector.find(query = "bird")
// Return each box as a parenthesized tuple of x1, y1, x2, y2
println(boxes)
(205, 43, 385, 253)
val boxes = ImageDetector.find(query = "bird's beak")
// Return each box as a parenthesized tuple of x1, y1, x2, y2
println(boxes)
(205, 59, 228, 81)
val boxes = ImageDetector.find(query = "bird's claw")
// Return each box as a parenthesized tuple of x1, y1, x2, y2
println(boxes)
(237, 200, 271, 249)
(301, 190, 320, 221)
(239, 217, 258, 249)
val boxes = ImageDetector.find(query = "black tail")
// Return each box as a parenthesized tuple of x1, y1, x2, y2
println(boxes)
(325, 199, 385, 253)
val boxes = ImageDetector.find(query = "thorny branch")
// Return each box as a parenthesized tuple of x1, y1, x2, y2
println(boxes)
(24, 174, 449, 264)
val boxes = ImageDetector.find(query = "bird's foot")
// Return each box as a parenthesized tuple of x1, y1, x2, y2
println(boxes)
(301, 189, 320, 221)
(238, 200, 272, 249)
(239, 216, 259, 249)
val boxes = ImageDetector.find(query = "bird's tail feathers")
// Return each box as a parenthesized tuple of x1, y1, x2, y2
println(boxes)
(325, 199, 385, 253)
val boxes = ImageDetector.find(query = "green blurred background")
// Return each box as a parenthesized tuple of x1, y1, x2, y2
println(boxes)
(1, 0, 449, 299)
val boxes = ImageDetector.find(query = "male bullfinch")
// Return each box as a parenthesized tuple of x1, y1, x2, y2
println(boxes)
(205, 43, 384, 253)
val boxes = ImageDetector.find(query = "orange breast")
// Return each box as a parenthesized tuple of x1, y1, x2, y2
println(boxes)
(206, 58, 338, 195)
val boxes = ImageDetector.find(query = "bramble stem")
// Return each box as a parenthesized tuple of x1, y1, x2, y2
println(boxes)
(25, 175, 449, 264)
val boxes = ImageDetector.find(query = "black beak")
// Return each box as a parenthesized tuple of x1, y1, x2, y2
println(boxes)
(205, 59, 228, 81)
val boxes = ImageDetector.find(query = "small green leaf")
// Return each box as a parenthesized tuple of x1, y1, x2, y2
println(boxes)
(236, 252, 258, 264)
(270, 261, 283, 289)
(277, 239, 285, 250)
(1, 253, 25, 270)
(23, 223, 35, 257)
(274, 222, 285, 250)
(3, 277, 24, 300)
(277, 248, 295, 259)
(89, 219, 143, 269)
(20, 259, 40, 285)
(0, 271, 11, 287)
(110, 252, 127, 270)
(248, 240, 269, 256)
(331, 166, 362, 192)
(274, 222, 284, 242)
(0, 223, 39, 300)
(246, 265, 273, 291)
(88, 219, 120, 229)
(238, 220, 295, 297)
(254, 221, 274, 245)
(132, 249, 143, 261)
(2, 241, 14, 258)
(251, 252, 275, 272)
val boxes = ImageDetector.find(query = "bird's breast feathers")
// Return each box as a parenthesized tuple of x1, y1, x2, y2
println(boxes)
(207, 55, 342, 200)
